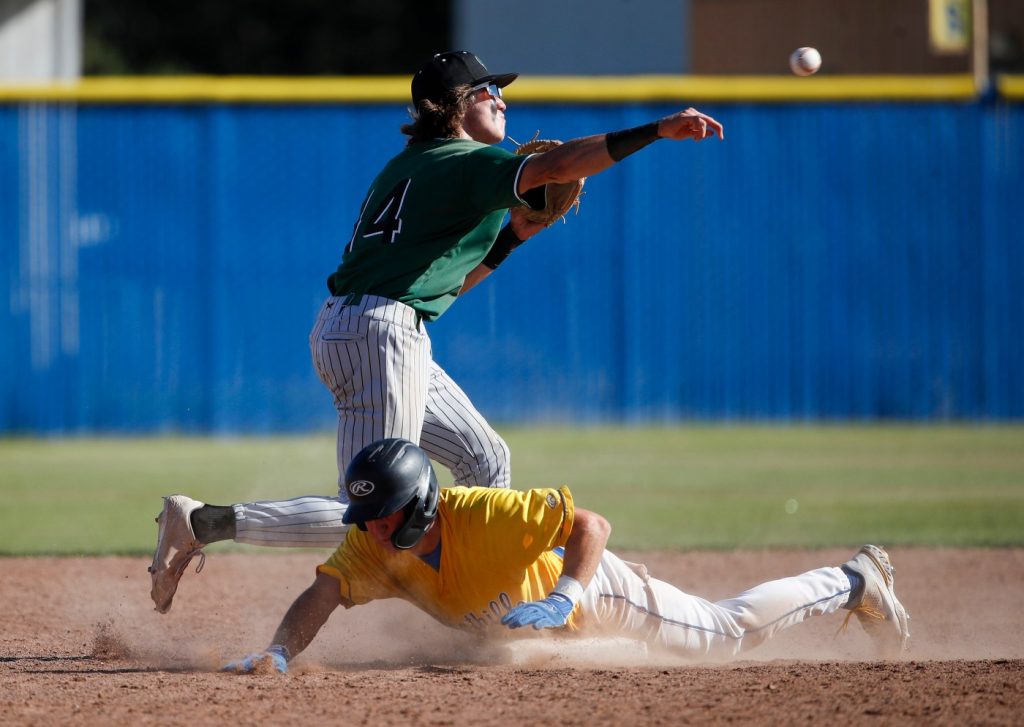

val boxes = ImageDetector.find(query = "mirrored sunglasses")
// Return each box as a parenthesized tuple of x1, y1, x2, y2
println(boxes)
(470, 82, 503, 100)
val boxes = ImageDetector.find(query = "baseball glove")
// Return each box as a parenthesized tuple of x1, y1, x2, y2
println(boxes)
(512, 135, 585, 226)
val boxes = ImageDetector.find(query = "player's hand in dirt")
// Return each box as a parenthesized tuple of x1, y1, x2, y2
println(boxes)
(222, 645, 289, 674)
(502, 593, 574, 630)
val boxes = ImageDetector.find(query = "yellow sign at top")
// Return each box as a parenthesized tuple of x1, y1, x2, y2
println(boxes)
(929, 0, 972, 54)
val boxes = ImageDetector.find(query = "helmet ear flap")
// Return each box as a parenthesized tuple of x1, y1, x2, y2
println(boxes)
(390, 467, 440, 550)
(421, 473, 439, 519)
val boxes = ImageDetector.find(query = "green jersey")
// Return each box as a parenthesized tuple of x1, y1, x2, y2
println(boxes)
(327, 138, 530, 323)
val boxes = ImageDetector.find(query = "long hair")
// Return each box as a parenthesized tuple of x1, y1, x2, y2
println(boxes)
(400, 84, 474, 144)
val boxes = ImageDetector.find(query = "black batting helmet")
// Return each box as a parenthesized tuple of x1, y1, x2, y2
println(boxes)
(341, 438, 439, 550)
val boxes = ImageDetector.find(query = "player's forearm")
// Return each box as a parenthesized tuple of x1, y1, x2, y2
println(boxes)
(464, 209, 546, 289)
(517, 122, 668, 190)
(518, 107, 723, 194)
(518, 134, 613, 192)
(459, 263, 493, 295)
(270, 574, 341, 660)
(559, 508, 612, 588)
(500, 507, 612, 631)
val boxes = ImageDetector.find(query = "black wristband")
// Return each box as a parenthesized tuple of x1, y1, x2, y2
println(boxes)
(482, 224, 525, 270)
(605, 122, 660, 162)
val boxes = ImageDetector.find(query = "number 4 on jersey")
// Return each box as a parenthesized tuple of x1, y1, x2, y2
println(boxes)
(351, 179, 412, 250)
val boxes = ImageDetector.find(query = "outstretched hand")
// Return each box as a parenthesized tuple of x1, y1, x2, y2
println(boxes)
(501, 593, 575, 630)
(658, 108, 724, 142)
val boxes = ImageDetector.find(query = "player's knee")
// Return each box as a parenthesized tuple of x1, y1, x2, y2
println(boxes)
(488, 435, 512, 487)
(458, 434, 511, 489)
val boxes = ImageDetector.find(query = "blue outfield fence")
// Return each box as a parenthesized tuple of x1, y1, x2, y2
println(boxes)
(1, 100, 1022, 433)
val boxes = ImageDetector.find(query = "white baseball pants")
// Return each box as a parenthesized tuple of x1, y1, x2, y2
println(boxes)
(234, 295, 511, 547)
(579, 551, 851, 659)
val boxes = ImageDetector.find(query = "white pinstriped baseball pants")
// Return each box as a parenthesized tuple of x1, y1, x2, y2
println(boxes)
(234, 295, 511, 547)
(578, 551, 851, 660)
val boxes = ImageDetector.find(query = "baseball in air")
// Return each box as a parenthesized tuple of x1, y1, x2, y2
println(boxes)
(789, 47, 822, 76)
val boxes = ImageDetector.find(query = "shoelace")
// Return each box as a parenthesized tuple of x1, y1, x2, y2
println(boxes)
(836, 603, 886, 636)
(173, 548, 206, 577)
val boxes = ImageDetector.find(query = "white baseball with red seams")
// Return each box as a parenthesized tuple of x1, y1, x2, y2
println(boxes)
(790, 47, 822, 76)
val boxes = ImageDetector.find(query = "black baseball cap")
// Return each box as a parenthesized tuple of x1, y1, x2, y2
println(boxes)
(411, 51, 518, 105)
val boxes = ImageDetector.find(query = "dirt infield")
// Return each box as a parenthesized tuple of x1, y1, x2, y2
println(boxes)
(3, 548, 1023, 725)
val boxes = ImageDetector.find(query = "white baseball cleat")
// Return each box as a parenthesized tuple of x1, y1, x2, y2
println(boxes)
(840, 544, 910, 657)
(149, 495, 207, 614)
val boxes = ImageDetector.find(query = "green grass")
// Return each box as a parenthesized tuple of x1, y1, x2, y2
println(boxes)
(1, 425, 1022, 555)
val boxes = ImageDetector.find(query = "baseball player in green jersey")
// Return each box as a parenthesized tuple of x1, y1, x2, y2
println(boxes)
(222, 439, 910, 673)
(150, 51, 725, 614)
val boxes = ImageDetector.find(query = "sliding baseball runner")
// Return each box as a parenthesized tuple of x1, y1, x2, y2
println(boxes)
(220, 439, 910, 673)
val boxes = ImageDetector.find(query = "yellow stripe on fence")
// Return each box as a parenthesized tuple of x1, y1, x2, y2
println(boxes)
(510, 75, 979, 102)
(997, 75, 1024, 100)
(0, 73, 1011, 104)
(0, 76, 410, 103)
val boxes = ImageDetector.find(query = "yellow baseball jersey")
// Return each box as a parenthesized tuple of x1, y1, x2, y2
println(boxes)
(317, 485, 580, 634)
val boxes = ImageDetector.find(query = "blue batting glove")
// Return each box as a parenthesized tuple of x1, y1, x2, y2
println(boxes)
(501, 593, 575, 630)
(222, 644, 289, 674)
